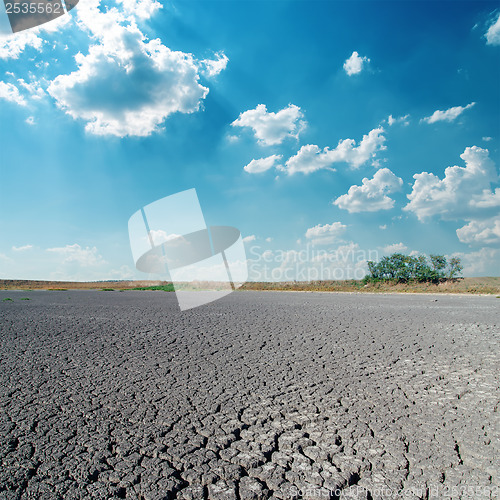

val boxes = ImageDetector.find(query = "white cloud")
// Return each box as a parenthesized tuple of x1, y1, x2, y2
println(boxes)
(46, 244, 105, 267)
(485, 12, 500, 45)
(334, 168, 403, 213)
(244, 155, 282, 174)
(451, 247, 500, 276)
(0, 77, 45, 108)
(231, 104, 306, 146)
(200, 52, 229, 78)
(243, 235, 256, 243)
(284, 127, 386, 174)
(387, 114, 410, 126)
(421, 102, 475, 124)
(305, 222, 346, 245)
(0, 32, 43, 60)
(0, 11, 69, 60)
(44, 0, 217, 137)
(265, 237, 273, 243)
(26, 116, 35, 125)
(343, 51, 370, 76)
(17, 78, 45, 99)
(379, 224, 387, 230)
(48, 27, 209, 137)
(106, 265, 136, 279)
(116, 0, 162, 19)
(147, 230, 182, 246)
(456, 216, 500, 245)
(1, 242, 142, 281)
(12, 244, 33, 252)
(404, 146, 499, 221)
(0, 81, 27, 106)
(285, 145, 337, 175)
(382, 242, 408, 254)
(482, 136, 493, 142)
(470, 189, 500, 209)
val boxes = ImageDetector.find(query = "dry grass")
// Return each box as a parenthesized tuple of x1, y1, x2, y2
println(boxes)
(241, 277, 500, 295)
(0, 280, 165, 291)
(1, 277, 499, 295)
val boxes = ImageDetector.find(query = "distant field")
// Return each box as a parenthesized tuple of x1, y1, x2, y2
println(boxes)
(241, 277, 500, 295)
(0, 279, 160, 290)
(1, 277, 499, 294)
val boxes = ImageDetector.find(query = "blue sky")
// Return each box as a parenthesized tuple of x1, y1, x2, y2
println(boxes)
(0, 0, 499, 281)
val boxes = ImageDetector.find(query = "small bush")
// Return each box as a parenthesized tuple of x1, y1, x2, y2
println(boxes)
(131, 285, 175, 292)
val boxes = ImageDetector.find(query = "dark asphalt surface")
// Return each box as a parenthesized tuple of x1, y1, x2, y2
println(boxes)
(0, 290, 498, 500)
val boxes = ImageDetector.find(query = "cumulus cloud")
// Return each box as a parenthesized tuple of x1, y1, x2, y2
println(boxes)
(0, 11, 69, 60)
(0, 77, 45, 108)
(43, 0, 221, 137)
(244, 155, 282, 174)
(48, 24, 209, 137)
(106, 264, 136, 280)
(46, 244, 105, 267)
(17, 78, 45, 99)
(0, 31, 43, 60)
(382, 242, 408, 254)
(284, 127, 386, 174)
(146, 230, 183, 246)
(421, 103, 475, 124)
(456, 216, 500, 245)
(485, 11, 500, 45)
(334, 168, 403, 213)
(231, 104, 306, 146)
(387, 114, 410, 126)
(200, 52, 229, 77)
(285, 145, 338, 175)
(243, 235, 256, 243)
(343, 51, 370, 76)
(451, 247, 499, 276)
(12, 244, 33, 251)
(404, 146, 499, 221)
(116, 0, 162, 19)
(0, 81, 27, 106)
(305, 222, 346, 245)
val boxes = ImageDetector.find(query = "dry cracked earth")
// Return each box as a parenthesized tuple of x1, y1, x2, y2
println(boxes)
(0, 291, 498, 500)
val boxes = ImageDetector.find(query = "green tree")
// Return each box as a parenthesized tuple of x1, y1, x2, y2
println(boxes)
(447, 257, 463, 279)
(364, 253, 462, 284)
(430, 254, 447, 278)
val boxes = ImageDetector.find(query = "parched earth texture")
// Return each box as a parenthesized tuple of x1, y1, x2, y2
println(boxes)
(0, 290, 498, 500)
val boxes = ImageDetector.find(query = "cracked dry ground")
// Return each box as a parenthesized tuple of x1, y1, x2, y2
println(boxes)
(0, 291, 499, 500)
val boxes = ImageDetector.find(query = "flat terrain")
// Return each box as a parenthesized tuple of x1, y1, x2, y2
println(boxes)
(0, 291, 498, 500)
(1, 277, 500, 295)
